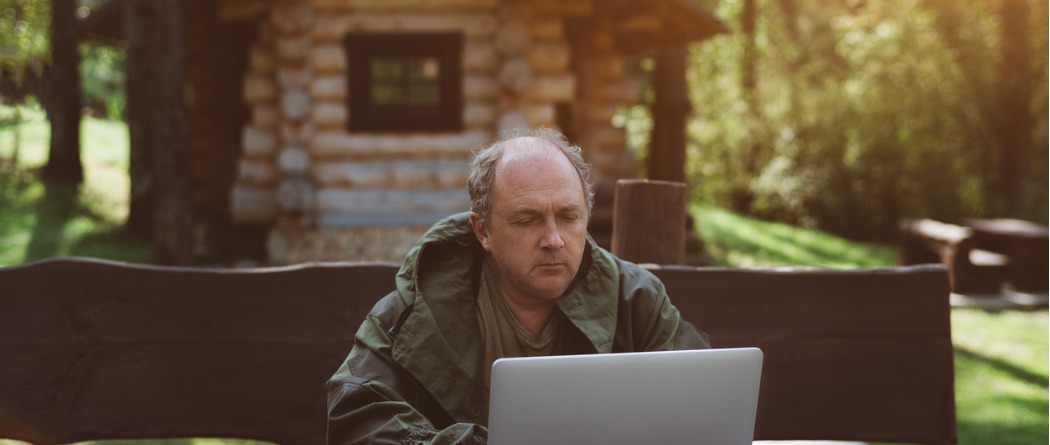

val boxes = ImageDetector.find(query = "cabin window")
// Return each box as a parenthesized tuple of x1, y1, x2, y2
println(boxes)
(344, 33, 463, 132)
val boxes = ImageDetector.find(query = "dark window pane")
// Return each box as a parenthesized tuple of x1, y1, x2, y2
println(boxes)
(408, 84, 440, 105)
(344, 32, 463, 132)
(369, 56, 443, 107)
(371, 84, 403, 106)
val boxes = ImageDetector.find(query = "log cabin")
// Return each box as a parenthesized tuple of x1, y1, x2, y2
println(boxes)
(82, 0, 726, 264)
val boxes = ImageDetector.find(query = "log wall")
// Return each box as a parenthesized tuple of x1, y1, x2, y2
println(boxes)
(229, 0, 645, 262)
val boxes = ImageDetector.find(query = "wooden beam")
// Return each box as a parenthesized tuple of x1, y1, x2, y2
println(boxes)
(219, 0, 275, 21)
(611, 180, 687, 265)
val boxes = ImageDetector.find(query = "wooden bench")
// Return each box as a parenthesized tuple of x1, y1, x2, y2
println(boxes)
(963, 218, 1049, 293)
(899, 218, 1008, 294)
(0, 257, 956, 444)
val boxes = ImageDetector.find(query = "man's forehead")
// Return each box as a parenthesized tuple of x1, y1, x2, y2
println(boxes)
(497, 137, 562, 162)
(490, 141, 585, 211)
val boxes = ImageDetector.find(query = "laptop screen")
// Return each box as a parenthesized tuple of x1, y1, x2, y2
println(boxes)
(487, 348, 763, 445)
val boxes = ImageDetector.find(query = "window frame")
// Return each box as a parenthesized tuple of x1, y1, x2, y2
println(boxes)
(343, 32, 464, 133)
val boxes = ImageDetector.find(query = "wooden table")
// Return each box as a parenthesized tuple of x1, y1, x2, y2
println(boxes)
(964, 218, 1049, 292)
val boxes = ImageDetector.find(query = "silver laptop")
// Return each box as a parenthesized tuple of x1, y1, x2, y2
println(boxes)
(488, 347, 763, 445)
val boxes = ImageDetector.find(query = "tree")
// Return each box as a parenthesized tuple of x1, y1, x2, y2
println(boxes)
(124, 0, 194, 265)
(41, 0, 82, 184)
(923, 0, 1041, 215)
(0, 0, 50, 103)
(680, 0, 1048, 239)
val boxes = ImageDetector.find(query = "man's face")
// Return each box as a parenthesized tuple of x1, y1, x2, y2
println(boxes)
(471, 140, 589, 307)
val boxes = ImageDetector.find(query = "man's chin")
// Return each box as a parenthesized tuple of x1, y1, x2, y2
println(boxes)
(524, 278, 573, 301)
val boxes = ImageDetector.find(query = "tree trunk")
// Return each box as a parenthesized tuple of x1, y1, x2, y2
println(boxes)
(995, 0, 1031, 214)
(43, 0, 83, 185)
(648, 47, 689, 183)
(922, 0, 1034, 216)
(730, 0, 760, 211)
(125, 0, 195, 265)
(740, 0, 759, 176)
(125, 0, 153, 239)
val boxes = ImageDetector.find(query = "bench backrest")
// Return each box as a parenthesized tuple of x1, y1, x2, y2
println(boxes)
(652, 264, 956, 444)
(0, 257, 955, 444)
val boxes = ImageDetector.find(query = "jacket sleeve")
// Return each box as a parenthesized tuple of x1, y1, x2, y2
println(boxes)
(327, 293, 488, 445)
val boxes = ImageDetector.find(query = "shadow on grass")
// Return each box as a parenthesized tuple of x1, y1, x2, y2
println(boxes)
(0, 160, 152, 264)
(68, 227, 152, 263)
(24, 180, 79, 259)
(956, 417, 1049, 445)
(954, 344, 1049, 390)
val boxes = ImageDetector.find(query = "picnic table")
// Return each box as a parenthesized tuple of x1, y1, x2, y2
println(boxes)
(898, 218, 1008, 294)
(963, 218, 1048, 293)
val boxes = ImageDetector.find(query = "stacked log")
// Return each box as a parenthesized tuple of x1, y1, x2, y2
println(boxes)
(304, 0, 507, 232)
(569, 16, 641, 183)
(233, 19, 280, 223)
(492, 1, 574, 133)
(227, 0, 645, 262)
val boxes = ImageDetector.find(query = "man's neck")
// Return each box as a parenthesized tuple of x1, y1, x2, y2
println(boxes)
(500, 289, 557, 340)
(483, 255, 560, 340)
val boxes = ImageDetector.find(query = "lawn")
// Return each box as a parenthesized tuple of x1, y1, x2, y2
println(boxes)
(0, 104, 151, 265)
(0, 105, 1046, 445)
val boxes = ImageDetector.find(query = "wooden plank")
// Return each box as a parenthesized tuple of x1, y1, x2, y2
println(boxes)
(0, 260, 955, 445)
(312, 159, 470, 188)
(218, 0, 275, 21)
(312, 13, 497, 41)
(531, 0, 593, 16)
(650, 264, 956, 444)
(612, 180, 687, 264)
(316, 187, 470, 214)
(310, 130, 490, 158)
(314, 0, 498, 11)
(0, 258, 398, 444)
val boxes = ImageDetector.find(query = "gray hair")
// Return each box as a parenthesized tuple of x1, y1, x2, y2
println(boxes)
(468, 127, 594, 225)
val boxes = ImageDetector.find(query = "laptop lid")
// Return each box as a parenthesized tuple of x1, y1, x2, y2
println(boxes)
(487, 348, 763, 445)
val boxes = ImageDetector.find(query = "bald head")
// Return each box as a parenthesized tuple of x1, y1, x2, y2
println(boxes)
(468, 128, 594, 226)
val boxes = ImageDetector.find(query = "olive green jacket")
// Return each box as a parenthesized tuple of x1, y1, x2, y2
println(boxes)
(326, 213, 709, 445)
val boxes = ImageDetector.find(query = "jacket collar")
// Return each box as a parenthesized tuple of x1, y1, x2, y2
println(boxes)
(390, 212, 620, 421)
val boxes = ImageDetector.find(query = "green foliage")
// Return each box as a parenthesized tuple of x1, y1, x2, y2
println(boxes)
(0, 0, 49, 65)
(80, 43, 126, 119)
(1, 0, 126, 118)
(681, 0, 1049, 240)
(0, 104, 149, 265)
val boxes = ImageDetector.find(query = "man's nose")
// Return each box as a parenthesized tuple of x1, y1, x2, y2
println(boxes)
(539, 219, 565, 250)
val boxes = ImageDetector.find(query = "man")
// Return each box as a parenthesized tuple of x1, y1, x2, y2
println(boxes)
(327, 128, 709, 444)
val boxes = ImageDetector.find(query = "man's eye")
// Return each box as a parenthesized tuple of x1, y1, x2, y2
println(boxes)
(560, 214, 579, 222)
(512, 219, 532, 226)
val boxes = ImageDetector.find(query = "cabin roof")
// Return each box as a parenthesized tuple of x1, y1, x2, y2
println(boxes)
(81, 0, 727, 53)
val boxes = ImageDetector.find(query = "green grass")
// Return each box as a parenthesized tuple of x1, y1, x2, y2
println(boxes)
(0, 104, 151, 265)
(691, 203, 1048, 445)
(692, 203, 897, 268)
(950, 309, 1048, 444)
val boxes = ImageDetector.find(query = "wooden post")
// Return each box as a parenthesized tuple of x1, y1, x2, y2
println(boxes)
(611, 179, 687, 265)
(647, 47, 688, 183)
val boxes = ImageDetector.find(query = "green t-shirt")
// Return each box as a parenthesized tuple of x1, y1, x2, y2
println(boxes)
(475, 257, 566, 425)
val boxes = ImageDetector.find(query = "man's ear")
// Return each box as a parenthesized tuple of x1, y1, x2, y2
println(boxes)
(469, 212, 492, 252)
